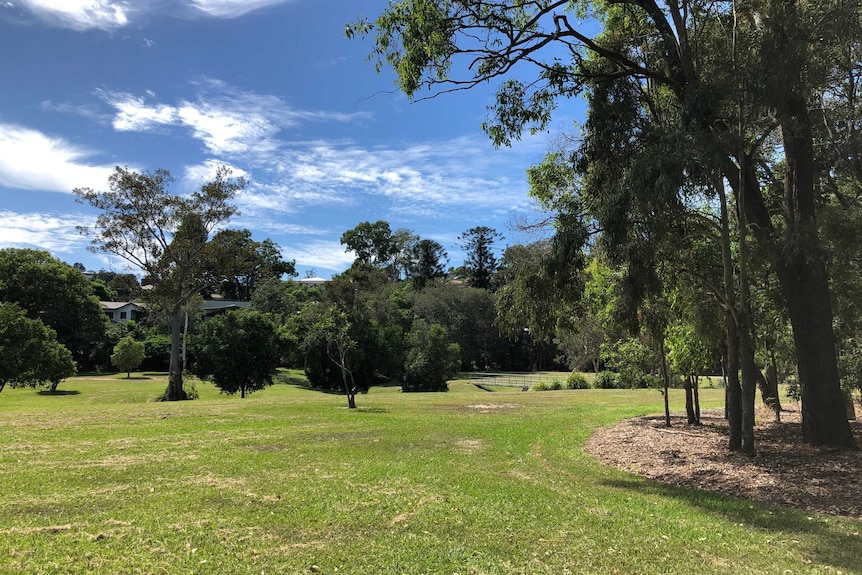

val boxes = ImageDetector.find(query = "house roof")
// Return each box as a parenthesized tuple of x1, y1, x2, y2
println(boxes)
(298, 277, 328, 285)
(100, 301, 143, 310)
(199, 300, 251, 311)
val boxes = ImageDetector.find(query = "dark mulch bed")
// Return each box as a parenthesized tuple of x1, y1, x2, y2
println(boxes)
(584, 403, 862, 519)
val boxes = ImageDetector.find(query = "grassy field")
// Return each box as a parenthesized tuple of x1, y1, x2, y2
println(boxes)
(1, 372, 859, 574)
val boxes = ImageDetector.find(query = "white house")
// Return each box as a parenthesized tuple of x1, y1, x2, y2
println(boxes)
(101, 301, 144, 323)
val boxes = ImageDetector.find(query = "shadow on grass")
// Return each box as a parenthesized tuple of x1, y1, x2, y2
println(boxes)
(37, 390, 80, 396)
(352, 407, 390, 413)
(602, 477, 862, 573)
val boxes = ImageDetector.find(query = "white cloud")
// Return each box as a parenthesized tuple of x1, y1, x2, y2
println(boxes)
(0, 123, 116, 193)
(247, 138, 533, 216)
(183, 159, 248, 187)
(101, 83, 364, 157)
(8, 0, 297, 29)
(110, 94, 178, 131)
(0, 211, 92, 254)
(189, 0, 293, 18)
(282, 239, 355, 272)
(14, 0, 130, 30)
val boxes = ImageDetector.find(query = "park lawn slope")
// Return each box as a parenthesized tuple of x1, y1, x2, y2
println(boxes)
(0, 374, 859, 574)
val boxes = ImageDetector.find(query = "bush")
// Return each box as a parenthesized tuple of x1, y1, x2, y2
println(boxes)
(532, 379, 566, 391)
(640, 374, 663, 389)
(594, 371, 620, 389)
(566, 372, 590, 389)
(787, 379, 801, 402)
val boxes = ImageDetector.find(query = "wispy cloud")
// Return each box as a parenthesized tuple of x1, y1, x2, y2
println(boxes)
(10, 0, 130, 31)
(236, 137, 534, 221)
(101, 82, 366, 156)
(0, 123, 117, 193)
(6, 0, 297, 30)
(281, 239, 356, 272)
(0, 211, 92, 255)
(182, 159, 248, 188)
(189, 0, 294, 19)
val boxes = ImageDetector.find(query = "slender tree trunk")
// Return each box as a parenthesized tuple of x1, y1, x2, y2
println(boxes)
(165, 308, 188, 401)
(685, 375, 696, 424)
(693, 375, 701, 423)
(661, 344, 671, 428)
(766, 363, 781, 422)
(719, 179, 742, 450)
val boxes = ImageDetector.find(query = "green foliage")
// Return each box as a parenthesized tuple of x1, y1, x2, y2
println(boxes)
(458, 226, 503, 290)
(531, 378, 564, 392)
(602, 337, 656, 389)
(402, 320, 460, 392)
(594, 370, 620, 390)
(142, 332, 171, 371)
(192, 310, 281, 398)
(566, 372, 590, 389)
(0, 248, 107, 365)
(210, 229, 295, 301)
(407, 238, 448, 288)
(110, 336, 146, 378)
(0, 304, 76, 392)
(412, 282, 509, 371)
(495, 240, 583, 345)
(340, 220, 397, 269)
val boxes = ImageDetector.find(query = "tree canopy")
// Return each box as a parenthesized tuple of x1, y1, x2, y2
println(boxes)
(0, 248, 106, 366)
(0, 304, 75, 393)
(193, 310, 281, 398)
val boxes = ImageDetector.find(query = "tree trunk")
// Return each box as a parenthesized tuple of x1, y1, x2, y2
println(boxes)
(755, 2, 856, 448)
(766, 363, 782, 422)
(164, 308, 188, 401)
(693, 375, 701, 423)
(661, 344, 671, 428)
(719, 180, 742, 450)
(772, 94, 856, 448)
(685, 375, 696, 424)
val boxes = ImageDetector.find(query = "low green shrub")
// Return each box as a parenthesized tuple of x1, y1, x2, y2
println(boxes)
(548, 379, 563, 391)
(531, 381, 550, 391)
(566, 372, 590, 389)
(594, 371, 620, 389)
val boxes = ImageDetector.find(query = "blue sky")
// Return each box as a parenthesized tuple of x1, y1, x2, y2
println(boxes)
(0, 0, 584, 278)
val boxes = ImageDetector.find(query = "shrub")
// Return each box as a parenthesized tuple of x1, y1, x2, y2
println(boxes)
(640, 374, 663, 389)
(531, 381, 550, 391)
(566, 372, 590, 389)
(787, 379, 801, 402)
(594, 371, 620, 389)
(548, 379, 563, 391)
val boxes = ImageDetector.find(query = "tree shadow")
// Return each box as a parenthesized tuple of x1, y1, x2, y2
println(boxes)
(601, 476, 862, 573)
(124, 376, 153, 381)
(37, 390, 80, 396)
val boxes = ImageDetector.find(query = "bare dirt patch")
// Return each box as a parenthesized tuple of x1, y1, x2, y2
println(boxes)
(467, 403, 516, 412)
(585, 403, 862, 519)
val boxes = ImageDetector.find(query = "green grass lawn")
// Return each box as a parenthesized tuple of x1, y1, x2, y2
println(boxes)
(1, 373, 859, 574)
